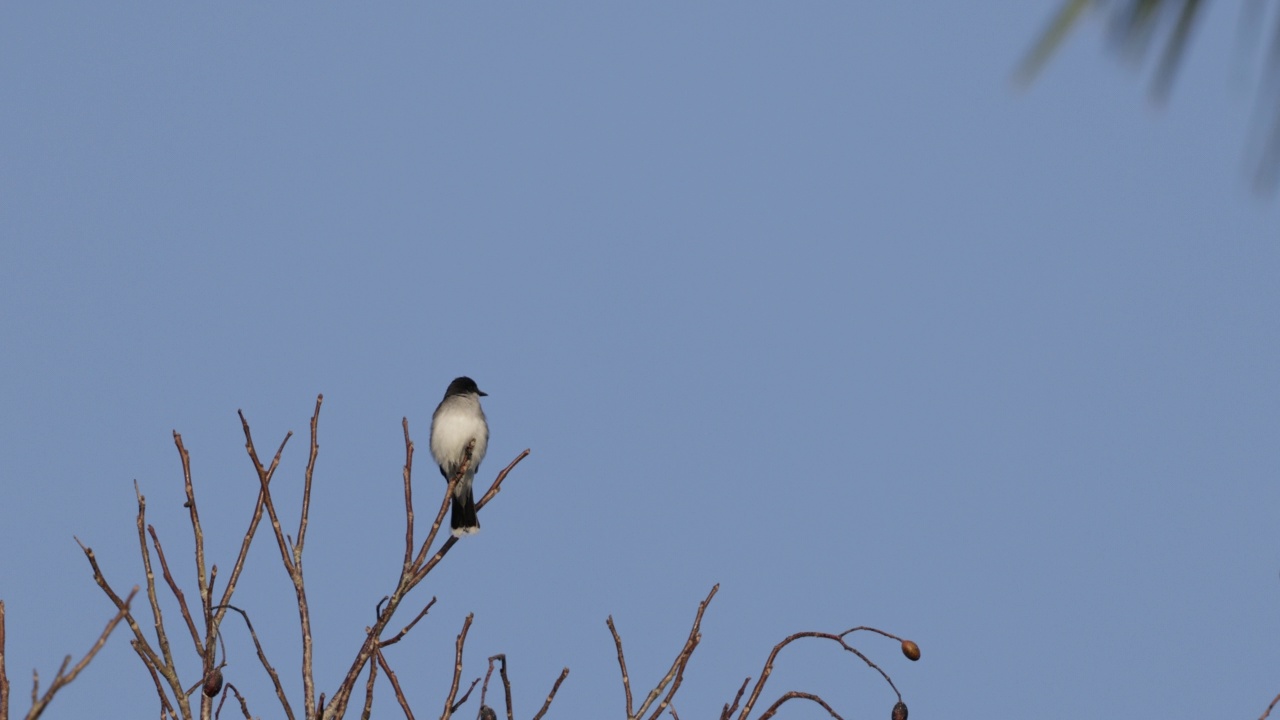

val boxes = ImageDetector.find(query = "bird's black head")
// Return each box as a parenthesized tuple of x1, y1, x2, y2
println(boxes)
(444, 376, 487, 398)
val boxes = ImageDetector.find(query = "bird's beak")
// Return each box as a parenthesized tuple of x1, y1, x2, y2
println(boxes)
(478, 389, 488, 397)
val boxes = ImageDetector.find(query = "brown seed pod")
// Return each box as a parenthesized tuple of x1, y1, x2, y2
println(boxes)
(891, 700, 909, 720)
(203, 668, 224, 697)
(901, 639, 921, 661)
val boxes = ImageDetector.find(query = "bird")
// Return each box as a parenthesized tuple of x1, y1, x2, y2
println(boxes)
(430, 376, 489, 537)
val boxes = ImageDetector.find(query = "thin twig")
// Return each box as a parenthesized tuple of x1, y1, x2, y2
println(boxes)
(648, 644, 693, 720)
(836, 626, 906, 643)
(295, 395, 323, 556)
(359, 654, 378, 720)
(0, 621, 14, 720)
(134, 640, 177, 719)
(25, 587, 138, 719)
(480, 655, 499, 715)
(449, 679, 480, 714)
(295, 397, 323, 717)
(172, 432, 209, 627)
(134, 484, 179, 694)
(208, 434, 275, 632)
(476, 449, 530, 508)
(374, 649, 415, 720)
(529, 668, 570, 720)
(378, 598, 436, 649)
(238, 404, 319, 719)
(720, 676, 750, 720)
(212, 604, 294, 720)
(497, 655, 513, 720)
(237, 411, 295, 572)
(326, 437, 473, 720)
(410, 448, 530, 587)
(323, 464, 456, 719)
(409, 442, 473, 580)
(440, 614, 473, 720)
(606, 616, 634, 717)
(221, 683, 252, 720)
(633, 585, 719, 720)
(1261, 691, 1280, 720)
(737, 629, 902, 720)
(756, 691, 843, 720)
(401, 419, 416, 573)
(147, 525, 202, 657)
(204, 418, 290, 720)
(77, 538, 188, 717)
(173, 431, 222, 720)
(0, 600, 8, 720)
(480, 654, 513, 720)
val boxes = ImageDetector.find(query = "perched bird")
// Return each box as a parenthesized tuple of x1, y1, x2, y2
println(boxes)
(430, 376, 489, 536)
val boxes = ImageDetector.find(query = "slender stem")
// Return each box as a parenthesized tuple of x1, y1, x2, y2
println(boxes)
(0, 600, 9, 720)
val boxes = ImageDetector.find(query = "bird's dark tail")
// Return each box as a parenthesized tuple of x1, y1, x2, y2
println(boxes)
(451, 489, 480, 537)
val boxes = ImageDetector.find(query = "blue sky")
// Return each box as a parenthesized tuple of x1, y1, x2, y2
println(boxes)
(2, 4, 1278, 719)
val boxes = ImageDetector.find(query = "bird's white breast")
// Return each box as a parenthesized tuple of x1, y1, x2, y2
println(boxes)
(430, 397, 488, 470)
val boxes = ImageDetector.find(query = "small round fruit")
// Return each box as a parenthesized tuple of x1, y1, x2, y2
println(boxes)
(203, 668, 224, 697)
(901, 640, 921, 661)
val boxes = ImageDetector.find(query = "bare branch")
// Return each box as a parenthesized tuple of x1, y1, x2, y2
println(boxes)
(378, 598, 436, 649)
(720, 676, 750, 720)
(213, 605, 294, 720)
(146, 525, 202, 657)
(756, 691, 843, 720)
(401, 418, 416, 573)
(449, 678, 480, 714)
(374, 649, 415, 720)
(647, 647, 691, 720)
(218, 683, 253, 720)
(475, 449, 530, 508)
(1261, 690, 1280, 720)
(134, 484, 180, 692)
(236, 410, 294, 574)
(209, 445, 272, 638)
(322, 455, 454, 718)
(1, 600, 9, 720)
(171, 432, 209, 624)
(295, 395, 323, 556)
(496, 656, 513, 720)
(359, 654, 378, 720)
(440, 614, 473, 720)
(25, 587, 138, 720)
(411, 448, 530, 586)
(135, 640, 177, 719)
(633, 585, 718, 720)
(837, 626, 906, 643)
(737, 629, 903, 720)
(606, 616, 633, 717)
(479, 656, 501, 720)
(409, 442, 472, 581)
(76, 538, 188, 716)
(481, 655, 514, 720)
(529, 668, 570, 720)
(237, 405, 319, 719)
